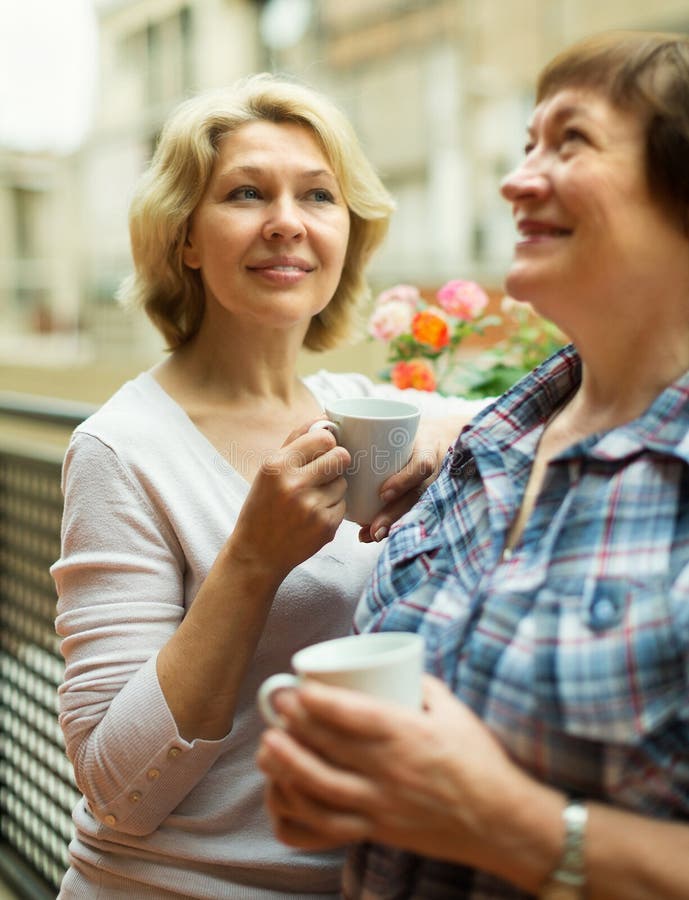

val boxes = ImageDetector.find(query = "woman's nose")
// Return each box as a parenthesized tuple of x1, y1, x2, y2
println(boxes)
(262, 198, 306, 241)
(500, 156, 549, 203)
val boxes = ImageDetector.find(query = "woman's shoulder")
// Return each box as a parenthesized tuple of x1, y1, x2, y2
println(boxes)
(62, 372, 197, 517)
(71, 372, 176, 458)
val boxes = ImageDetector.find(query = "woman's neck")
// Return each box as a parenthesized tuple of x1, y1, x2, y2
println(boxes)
(155, 313, 311, 410)
(543, 270, 689, 432)
(568, 327, 689, 430)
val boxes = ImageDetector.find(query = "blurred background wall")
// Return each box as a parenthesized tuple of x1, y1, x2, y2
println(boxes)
(1, 0, 688, 401)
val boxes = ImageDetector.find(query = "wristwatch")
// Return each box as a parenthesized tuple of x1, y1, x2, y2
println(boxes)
(539, 799, 588, 899)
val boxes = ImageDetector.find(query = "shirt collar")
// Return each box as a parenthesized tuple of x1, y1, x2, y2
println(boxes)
(457, 345, 580, 456)
(453, 344, 689, 466)
(592, 374, 689, 463)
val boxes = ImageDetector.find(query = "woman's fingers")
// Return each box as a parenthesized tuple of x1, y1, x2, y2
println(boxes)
(258, 725, 380, 816)
(271, 676, 482, 782)
(364, 489, 423, 541)
(379, 446, 438, 500)
(358, 442, 442, 541)
(257, 434, 349, 510)
(281, 416, 331, 446)
(277, 680, 409, 741)
(374, 415, 468, 511)
(265, 778, 371, 848)
(276, 428, 351, 483)
(264, 683, 436, 789)
(421, 672, 458, 708)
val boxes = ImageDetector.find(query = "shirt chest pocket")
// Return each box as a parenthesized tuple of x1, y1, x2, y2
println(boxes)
(533, 577, 688, 745)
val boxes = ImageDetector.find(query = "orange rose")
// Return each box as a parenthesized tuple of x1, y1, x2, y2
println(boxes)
(391, 359, 437, 392)
(411, 309, 450, 350)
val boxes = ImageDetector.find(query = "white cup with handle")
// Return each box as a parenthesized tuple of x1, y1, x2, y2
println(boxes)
(309, 396, 420, 525)
(258, 631, 425, 726)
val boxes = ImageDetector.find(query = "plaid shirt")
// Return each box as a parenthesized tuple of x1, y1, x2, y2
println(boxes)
(347, 345, 689, 899)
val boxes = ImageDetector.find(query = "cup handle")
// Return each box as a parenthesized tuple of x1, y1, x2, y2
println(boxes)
(257, 673, 301, 727)
(308, 419, 340, 439)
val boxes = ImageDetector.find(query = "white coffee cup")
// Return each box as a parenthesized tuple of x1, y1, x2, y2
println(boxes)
(258, 631, 425, 726)
(309, 396, 420, 524)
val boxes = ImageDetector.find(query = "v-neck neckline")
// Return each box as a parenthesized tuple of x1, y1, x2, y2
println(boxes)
(136, 369, 323, 490)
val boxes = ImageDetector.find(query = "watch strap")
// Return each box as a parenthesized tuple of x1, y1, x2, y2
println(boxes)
(539, 799, 588, 899)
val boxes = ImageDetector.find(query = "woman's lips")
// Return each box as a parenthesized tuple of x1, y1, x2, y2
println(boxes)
(516, 218, 572, 240)
(247, 256, 316, 283)
(248, 255, 314, 270)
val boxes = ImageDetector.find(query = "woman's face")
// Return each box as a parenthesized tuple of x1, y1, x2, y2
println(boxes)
(183, 120, 351, 336)
(500, 86, 686, 328)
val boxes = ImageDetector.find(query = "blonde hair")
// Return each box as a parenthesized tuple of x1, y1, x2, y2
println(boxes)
(118, 73, 395, 351)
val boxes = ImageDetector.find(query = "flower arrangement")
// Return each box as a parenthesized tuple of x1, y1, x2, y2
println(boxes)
(466, 296, 567, 397)
(367, 280, 566, 398)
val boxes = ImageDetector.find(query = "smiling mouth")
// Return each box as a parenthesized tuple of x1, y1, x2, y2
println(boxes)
(260, 264, 313, 272)
(246, 262, 316, 284)
(248, 256, 316, 273)
(518, 222, 572, 238)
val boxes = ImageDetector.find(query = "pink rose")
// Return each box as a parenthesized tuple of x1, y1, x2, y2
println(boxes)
(374, 284, 421, 309)
(368, 299, 414, 341)
(436, 280, 489, 321)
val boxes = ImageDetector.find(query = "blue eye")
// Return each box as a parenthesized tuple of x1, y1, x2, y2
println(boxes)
(308, 189, 334, 203)
(229, 186, 261, 201)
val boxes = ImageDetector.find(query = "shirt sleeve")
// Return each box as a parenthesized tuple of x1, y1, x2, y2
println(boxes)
(52, 432, 234, 836)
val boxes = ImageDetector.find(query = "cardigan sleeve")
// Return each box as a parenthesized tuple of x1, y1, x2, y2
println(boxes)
(52, 432, 234, 836)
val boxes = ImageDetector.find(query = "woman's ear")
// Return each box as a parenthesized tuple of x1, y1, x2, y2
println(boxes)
(182, 231, 201, 270)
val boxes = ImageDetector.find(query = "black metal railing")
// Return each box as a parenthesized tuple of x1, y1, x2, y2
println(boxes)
(0, 393, 95, 899)
(0, 393, 96, 431)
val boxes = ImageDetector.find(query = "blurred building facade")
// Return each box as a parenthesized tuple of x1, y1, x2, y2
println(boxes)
(0, 149, 83, 360)
(73, 0, 262, 358)
(1, 0, 689, 369)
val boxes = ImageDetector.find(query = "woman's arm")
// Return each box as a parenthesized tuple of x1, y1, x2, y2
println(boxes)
(56, 433, 218, 834)
(55, 424, 348, 835)
(257, 676, 689, 900)
(156, 424, 349, 741)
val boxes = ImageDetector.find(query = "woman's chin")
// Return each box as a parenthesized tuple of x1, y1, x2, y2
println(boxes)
(504, 265, 558, 309)
(503, 273, 536, 306)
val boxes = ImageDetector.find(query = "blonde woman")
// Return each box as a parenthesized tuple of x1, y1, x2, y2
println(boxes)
(52, 74, 484, 898)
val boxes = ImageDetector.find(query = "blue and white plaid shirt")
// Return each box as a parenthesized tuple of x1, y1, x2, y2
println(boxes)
(347, 345, 689, 899)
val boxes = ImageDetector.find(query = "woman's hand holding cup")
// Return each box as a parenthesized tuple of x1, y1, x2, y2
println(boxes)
(307, 397, 421, 529)
(258, 631, 425, 727)
(228, 422, 351, 585)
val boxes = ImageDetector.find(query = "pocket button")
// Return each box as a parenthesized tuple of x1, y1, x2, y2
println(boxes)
(590, 595, 619, 630)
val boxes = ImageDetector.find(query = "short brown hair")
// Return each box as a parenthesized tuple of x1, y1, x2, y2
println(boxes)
(537, 30, 689, 231)
(118, 74, 395, 351)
